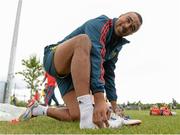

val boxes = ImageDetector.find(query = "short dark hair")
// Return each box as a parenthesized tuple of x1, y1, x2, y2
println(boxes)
(124, 12, 143, 24)
(134, 12, 143, 24)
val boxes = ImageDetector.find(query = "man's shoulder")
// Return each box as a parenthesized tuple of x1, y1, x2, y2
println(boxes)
(93, 15, 110, 21)
(97, 15, 109, 19)
(85, 15, 110, 27)
(83, 15, 111, 37)
(86, 15, 109, 23)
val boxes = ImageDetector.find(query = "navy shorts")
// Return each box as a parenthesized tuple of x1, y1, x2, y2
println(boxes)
(43, 45, 74, 97)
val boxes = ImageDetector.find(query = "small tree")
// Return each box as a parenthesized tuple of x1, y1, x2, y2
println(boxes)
(16, 55, 44, 99)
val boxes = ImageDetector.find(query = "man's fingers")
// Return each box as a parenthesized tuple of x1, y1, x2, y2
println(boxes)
(93, 112, 102, 128)
(101, 111, 108, 128)
(97, 122, 106, 128)
(93, 111, 108, 128)
(115, 107, 124, 117)
(93, 102, 110, 128)
(104, 120, 109, 128)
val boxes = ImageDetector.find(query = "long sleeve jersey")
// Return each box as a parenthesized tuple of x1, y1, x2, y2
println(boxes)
(49, 15, 130, 101)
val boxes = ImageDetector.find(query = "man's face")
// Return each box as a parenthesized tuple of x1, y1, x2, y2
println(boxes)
(115, 12, 142, 37)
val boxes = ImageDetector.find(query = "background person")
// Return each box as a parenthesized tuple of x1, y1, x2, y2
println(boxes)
(42, 72, 59, 106)
(33, 90, 40, 102)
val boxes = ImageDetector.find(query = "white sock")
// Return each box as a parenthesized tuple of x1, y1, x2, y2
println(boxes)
(32, 105, 48, 116)
(77, 95, 96, 129)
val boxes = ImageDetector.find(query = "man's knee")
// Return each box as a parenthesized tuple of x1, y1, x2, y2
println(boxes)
(74, 34, 92, 51)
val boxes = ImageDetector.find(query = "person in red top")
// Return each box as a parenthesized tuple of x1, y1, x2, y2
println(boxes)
(42, 72, 59, 106)
(34, 90, 40, 102)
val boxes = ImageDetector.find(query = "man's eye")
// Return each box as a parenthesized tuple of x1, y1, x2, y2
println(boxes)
(127, 18, 131, 23)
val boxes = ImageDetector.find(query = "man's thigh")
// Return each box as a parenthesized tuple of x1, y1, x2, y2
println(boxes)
(53, 34, 86, 75)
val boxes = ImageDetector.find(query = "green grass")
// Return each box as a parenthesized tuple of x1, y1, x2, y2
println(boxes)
(0, 110, 180, 134)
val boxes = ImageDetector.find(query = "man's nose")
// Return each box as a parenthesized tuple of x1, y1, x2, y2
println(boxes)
(125, 23, 131, 28)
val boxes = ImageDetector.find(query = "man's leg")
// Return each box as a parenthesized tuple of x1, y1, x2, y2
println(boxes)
(53, 34, 91, 96)
(47, 90, 80, 121)
(53, 34, 95, 128)
(38, 34, 92, 121)
(20, 90, 79, 121)
(45, 90, 95, 128)
(20, 34, 95, 128)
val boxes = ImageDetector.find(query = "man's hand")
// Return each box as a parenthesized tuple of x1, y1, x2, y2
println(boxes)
(110, 101, 124, 117)
(93, 92, 110, 128)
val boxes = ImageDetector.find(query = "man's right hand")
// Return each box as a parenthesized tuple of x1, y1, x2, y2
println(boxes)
(93, 92, 110, 128)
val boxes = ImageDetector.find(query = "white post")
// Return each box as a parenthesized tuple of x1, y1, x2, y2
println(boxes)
(4, 0, 23, 103)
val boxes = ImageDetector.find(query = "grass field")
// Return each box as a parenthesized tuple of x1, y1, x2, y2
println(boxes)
(0, 110, 180, 134)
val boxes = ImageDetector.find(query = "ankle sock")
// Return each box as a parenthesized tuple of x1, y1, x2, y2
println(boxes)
(32, 105, 48, 116)
(77, 94, 96, 129)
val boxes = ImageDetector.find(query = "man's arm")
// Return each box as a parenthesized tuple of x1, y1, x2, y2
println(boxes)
(84, 16, 111, 127)
(104, 53, 124, 116)
(93, 92, 109, 128)
(86, 36, 108, 127)
(104, 55, 118, 102)
(84, 15, 112, 95)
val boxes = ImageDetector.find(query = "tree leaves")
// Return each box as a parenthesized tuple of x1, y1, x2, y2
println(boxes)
(16, 55, 44, 99)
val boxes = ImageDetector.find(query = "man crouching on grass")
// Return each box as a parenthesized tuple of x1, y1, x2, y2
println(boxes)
(19, 11, 143, 129)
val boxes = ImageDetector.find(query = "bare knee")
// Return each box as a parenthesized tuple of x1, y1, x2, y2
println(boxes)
(74, 34, 92, 52)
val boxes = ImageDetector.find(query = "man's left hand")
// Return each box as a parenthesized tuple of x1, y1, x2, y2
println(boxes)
(110, 101, 124, 117)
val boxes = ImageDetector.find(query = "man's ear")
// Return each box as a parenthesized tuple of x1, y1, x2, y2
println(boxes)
(119, 15, 122, 18)
(119, 13, 125, 18)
